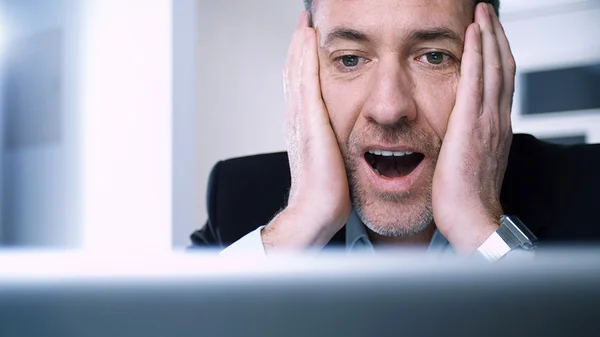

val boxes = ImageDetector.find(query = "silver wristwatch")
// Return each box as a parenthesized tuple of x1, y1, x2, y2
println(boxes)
(475, 215, 538, 261)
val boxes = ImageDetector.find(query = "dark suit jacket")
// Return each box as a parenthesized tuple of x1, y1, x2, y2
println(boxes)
(190, 134, 600, 248)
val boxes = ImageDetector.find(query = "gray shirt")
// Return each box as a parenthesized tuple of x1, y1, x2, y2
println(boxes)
(345, 210, 453, 255)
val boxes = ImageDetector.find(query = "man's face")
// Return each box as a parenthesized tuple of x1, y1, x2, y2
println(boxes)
(314, 0, 474, 236)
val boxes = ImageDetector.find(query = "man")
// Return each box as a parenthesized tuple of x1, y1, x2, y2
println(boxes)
(214, 0, 599, 259)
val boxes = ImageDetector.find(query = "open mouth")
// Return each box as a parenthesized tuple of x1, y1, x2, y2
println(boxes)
(364, 150, 425, 178)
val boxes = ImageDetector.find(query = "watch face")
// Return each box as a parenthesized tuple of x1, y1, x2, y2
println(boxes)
(501, 216, 537, 248)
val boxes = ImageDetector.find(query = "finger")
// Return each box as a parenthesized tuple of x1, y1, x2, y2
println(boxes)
(284, 12, 310, 101)
(452, 23, 483, 121)
(475, 3, 502, 115)
(299, 27, 328, 126)
(286, 12, 310, 68)
(284, 12, 310, 134)
(489, 6, 516, 117)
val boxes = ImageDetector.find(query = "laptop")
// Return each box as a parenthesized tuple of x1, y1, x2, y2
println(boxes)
(1, 248, 599, 337)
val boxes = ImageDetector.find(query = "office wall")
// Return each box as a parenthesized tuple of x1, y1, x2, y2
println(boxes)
(78, 0, 173, 252)
(173, 0, 200, 247)
(189, 0, 600, 245)
(0, 22, 3, 243)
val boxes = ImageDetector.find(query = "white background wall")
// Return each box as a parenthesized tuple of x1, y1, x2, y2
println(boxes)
(187, 0, 600, 246)
(78, 0, 173, 252)
(173, 0, 200, 248)
(0, 10, 3, 243)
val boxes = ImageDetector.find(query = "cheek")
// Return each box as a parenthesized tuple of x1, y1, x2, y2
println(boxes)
(413, 72, 459, 139)
(320, 72, 367, 147)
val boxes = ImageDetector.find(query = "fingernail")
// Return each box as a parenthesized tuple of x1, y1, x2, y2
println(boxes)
(482, 2, 489, 15)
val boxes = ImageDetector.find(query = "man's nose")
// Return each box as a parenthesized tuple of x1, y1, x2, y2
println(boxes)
(362, 62, 417, 125)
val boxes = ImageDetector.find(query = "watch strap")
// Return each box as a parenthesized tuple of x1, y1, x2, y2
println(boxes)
(476, 215, 537, 261)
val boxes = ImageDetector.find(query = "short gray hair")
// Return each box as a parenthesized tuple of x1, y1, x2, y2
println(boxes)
(303, 0, 501, 22)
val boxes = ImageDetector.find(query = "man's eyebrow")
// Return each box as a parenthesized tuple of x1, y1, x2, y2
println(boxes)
(409, 27, 463, 46)
(321, 27, 372, 48)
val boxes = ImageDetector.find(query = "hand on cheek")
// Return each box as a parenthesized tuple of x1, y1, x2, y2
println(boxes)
(432, 3, 516, 254)
(262, 12, 352, 252)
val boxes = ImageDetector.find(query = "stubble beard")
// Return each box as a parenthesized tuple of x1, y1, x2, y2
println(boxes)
(343, 121, 440, 237)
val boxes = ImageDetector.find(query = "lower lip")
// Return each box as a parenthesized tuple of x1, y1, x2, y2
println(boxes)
(360, 155, 427, 193)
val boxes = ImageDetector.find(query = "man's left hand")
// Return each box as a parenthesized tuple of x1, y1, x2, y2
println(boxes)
(432, 3, 516, 254)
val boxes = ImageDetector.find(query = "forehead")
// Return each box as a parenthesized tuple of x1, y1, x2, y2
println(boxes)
(313, 0, 473, 40)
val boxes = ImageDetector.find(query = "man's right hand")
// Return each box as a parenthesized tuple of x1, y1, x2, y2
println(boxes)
(261, 12, 352, 253)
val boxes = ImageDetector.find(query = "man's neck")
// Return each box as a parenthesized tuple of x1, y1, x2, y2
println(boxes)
(366, 223, 436, 248)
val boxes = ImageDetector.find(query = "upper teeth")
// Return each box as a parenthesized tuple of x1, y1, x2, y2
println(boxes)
(369, 150, 412, 157)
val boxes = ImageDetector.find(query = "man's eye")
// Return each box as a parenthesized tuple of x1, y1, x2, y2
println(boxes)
(418, 51, 450, 66)
(339, 55, 360, 67)
(420, 52, 448, 65)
